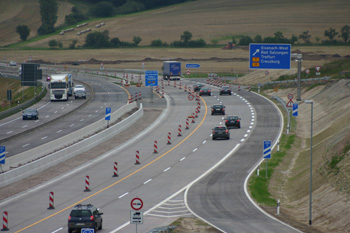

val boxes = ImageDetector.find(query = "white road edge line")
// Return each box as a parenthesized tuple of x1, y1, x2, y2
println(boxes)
(163, 167, 171, 172)
(143, 179, 152, 184)
(118, 192, 129, 199)
(51, 227, 63, 233)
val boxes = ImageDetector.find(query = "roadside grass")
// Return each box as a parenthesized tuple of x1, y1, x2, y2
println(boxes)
(0, 77, 43, 112)
(249, 133, 296, 206)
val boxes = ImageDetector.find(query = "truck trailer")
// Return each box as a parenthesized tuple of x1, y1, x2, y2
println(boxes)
(163, 61, 181, 80)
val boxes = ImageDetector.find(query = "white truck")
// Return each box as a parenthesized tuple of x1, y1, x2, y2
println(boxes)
(49, 74, 69, 101)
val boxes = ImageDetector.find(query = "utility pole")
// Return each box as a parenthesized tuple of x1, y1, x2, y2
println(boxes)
(291, 53, 302, 101)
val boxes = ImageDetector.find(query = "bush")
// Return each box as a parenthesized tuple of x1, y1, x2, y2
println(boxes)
(239, 36, 253, 45)
(115, 0, 145, 14)
(91, 2, 115, 17)
(84, 31, 111, 48)
(49, 39, 58, 48)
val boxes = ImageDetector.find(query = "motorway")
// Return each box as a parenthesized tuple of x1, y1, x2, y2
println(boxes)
(0, 73, 299, 233)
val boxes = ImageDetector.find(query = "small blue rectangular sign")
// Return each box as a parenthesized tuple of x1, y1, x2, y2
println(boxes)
(105, 107, 111, 121)
(145, 70, 159, 87)
(0, 146, 5, 165)
(292, 103, 298, 117)
(249, 44, 291, 70)
(263, 140, 272, 159)
(186, 64, 200, 69)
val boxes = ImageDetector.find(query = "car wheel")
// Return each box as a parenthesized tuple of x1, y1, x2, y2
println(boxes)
(226, 136, 230, 140)
(68, 229, 73, 233)
(220, 93, 222, 95)
(212, 137, 216, 140)
(98, 220, 103, 230)
(22, 117, 25, 120)
(223, 112, 225, 115)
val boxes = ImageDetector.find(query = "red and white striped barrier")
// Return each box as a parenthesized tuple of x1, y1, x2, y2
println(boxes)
(185, 118, 190, 129)
(238, 85, 241, 91)
(48, 191, 55, 209)
(162, 90, 164, 98)
(113, 162, 119, 177)
(84, 176, 90, 192)
(179, 82, 182, 89)
(139, 91, 142, 100)
(248, 85, 251, 91)
(153, 141, 158, 154)
(135, 151, 140, 164)
(191, 113, 196, 123)
(128, 95, 133, 104)
(178, 125, 182, 136)
(135, 92, 138, 101)
(167, 132, 172, 144)
(2, 211, 9, 231)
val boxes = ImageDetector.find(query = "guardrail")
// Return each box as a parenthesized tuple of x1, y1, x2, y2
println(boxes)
(0, 101, 142, 188)
(262, 76, 331, 86)
(272, 94, 291, 134)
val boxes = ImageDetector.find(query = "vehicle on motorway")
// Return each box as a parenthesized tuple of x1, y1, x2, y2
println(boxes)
(74, 89, 86, 99)
(199, 86, 211, 96)
(225, 115, 241, 128)
(211, 104, 225, 115)
(68, 204, 103, 233)
(163, 61, 181, 80)
(208, 73, 218, 79)
(194, 83, 205, 92)
(49, 74, 70, 101)
(22, 108, 39, 120)
(74, 84, 85, 94)
(220, 86, 232, 95)
(9, 61, 17, 66)
(212, 126, 230, 140)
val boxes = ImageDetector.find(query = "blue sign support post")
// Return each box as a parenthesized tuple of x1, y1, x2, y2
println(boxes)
(249, 44, 291, 70)
(0, 146, 5, 173)
(105, 107, 111, 128)
(263, 140, 272, 178)
(293, 103, 298, 116)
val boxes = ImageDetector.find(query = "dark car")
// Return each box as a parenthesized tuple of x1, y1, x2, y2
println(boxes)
(212, 126, 230, 140)
(74, 90, 86, 99)
(199, 86, 211, 96)
(225, 115, 241, 129)
(194, 83, 205, 92)
(211, 104, 225, 115)
(220, 86, 232, 95)
(68, 204, 103, 233)
(22, 108, 39, 120)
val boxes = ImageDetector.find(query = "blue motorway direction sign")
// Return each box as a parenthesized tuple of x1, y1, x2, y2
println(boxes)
(0, 146, 5, 164)
(249, 44, 291, 69)
(292, 103, 298, 117)
(105, 107, 111, 121)
(145, 70, 159, 86)
(263, 140, 272, 159)
(186, 64, 200, 69)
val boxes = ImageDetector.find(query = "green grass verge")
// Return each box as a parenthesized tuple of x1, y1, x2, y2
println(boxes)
(249, 133, 295, 206)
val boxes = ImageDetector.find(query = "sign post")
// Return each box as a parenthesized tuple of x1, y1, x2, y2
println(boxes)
(0, 146, 5, 173)
(130, 198, 143, 233)
(263, 140, 272, 178)
(249, 44, 291, 70)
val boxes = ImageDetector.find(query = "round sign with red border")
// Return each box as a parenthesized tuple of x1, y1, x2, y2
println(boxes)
(188, 94, 194, 101)
(131, 198, 143, 210)
(288, 93, 294, 100)
(305, 68, 310, 74)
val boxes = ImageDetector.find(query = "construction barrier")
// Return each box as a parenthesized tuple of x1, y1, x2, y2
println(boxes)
(113, 162, 119, 177)
(135, 151, 140, 165)
(84, 176, 90, 192)
(2, 211, 9, 231)
(48, 191, 55, 209)
(153, 141, 158, 154)
(167, 132, 171, 145)
(178, 125, 182, 136)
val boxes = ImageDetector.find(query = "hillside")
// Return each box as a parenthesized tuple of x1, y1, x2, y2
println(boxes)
(1, 0, 349, 48)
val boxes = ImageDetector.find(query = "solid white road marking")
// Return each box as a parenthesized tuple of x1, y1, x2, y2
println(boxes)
(193, 148, 198, 152)
(41, 136, 47, 140)
(118, 192, 129, 198)
(180, 157, 186, 161)
(144, 179, 152, 184)
(163, 167, 171, 172)
(22, 143, 30, 147)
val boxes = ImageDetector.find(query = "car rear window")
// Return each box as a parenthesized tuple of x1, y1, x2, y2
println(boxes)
(70, 210, 91, 217)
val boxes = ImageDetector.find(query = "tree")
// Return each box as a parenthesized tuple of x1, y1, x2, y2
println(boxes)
(92, 2, 115, 17)
(239, 36, 253, 45)
(181, 31, 192, 44)
(324, 27, 338, 43)
(274, 31, 284, 41)
(84, 31, 111, 48)
(340, 25, 350, 43)
(254, 35, 262, 43)
(16, 25, 30, 41)
(49, 39, 58, 48)
(132, 36, 142, 46)
(290, 34, 298, 45)
(299, 31, 311, 44)
(38, 0, 58, 35)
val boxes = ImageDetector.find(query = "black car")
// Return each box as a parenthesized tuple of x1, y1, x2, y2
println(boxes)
(194, 83, 205, 92)
(74, 90, 86, 99)
(211, 104, 225, 115)
(212, 126, 230, 140)
(22, 108, 39, 120)
(220, 86, 232, 95)
(199, 86, 211, 96)
(225, 115, 241, 128)
(68, 204, 103, 233)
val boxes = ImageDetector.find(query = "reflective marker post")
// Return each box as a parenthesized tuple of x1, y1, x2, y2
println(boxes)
(105, 107, 111, 128)
(263, 141, 272, 178)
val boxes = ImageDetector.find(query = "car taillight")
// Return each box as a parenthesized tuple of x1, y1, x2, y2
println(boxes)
(200, 90, 203, 92)
(225, 120, 228, 123)
(222, 108, 224, 111)
(229, 89, 231, 91)
(226, 130, 228, 133)
(90, 215, 94, 221)
(212, 109, 214, 111)
(68, 216, 71, 221)
(212, 130, 215, 134)
(208, 90, 211, 92)
(237, 119, 240, 122)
